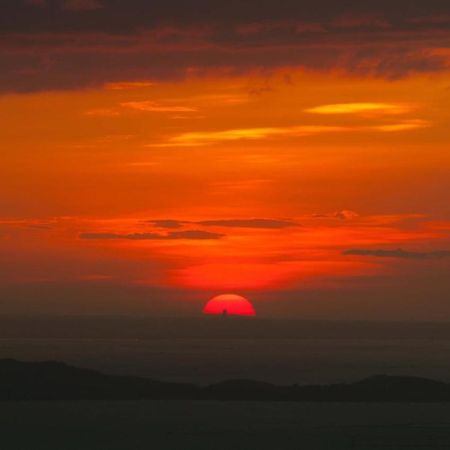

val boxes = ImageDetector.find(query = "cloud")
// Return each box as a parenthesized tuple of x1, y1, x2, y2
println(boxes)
(331, 13, 391, 29)
(148, 118, 424, 147)
(4, 39, 446, 94)
(151, 125, 346, 146)
(26, 0, 46, 6)
(306, 103, 413, 115)
(343, 248, 450, 259)
(166, 230, 225, 240)
(373, 119, 430, 132)
(295, 22, 326, 33)
(28, 0, 103, 11)
(335, 210, 360, 220)
(15, 1, 450, 33)
(121, 101, 198, 113)
(62, 0, 103, 11)
(197, 219, 298, 229)
(145, 218, 298, 229)
(313, 210, 360, 220)
(147, 220, 185, 229)
(406, 14, 450, 26)
(79, 230, 224, 240)
(104, 81, 154, 90)
(0, 218, 57, 230)
(145, 218, 299, 230)
(3, 1, 450, 93)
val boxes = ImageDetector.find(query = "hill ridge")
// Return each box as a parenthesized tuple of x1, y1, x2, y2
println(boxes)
(1, 359, 449, 402)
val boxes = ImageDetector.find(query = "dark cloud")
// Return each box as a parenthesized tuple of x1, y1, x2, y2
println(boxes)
(1, 1, 450, 92)
(197, 219, 298, 229)
(145, 218, 298, 229)
(343, 248, 450, 259)
(5, 1, 450, 34)
(28, 0, 103, 11)
(147, 220, 185, 229)
(62, 0, 104, 11)
(79, 230, 224, 240)
(166, 230, 225, 240)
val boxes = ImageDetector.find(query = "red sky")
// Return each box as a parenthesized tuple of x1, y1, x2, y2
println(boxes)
(1, 0, 450, 319)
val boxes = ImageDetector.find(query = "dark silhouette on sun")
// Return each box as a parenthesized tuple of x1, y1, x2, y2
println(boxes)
(203, 294, 256, 316)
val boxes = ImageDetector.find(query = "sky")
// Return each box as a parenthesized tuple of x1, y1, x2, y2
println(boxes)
(1, 0, 450, 319)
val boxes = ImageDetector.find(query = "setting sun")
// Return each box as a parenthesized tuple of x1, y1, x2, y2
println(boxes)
(203, 294, 256, 317)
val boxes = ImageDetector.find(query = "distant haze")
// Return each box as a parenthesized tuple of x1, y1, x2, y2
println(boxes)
(2, 317, 450, 385)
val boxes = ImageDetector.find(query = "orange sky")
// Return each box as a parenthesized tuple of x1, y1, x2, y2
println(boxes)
(1, 1, 450, 318)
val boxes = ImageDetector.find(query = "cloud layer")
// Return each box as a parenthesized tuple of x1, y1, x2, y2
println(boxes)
(79, 230, 224, 240)
(146, 218, 298, 229)
(2, 0, 450, 92)
(197, 219, 298, 229)
(344, 248, 450, 259)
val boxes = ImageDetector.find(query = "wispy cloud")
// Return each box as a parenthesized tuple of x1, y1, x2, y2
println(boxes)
(344, 248, 450, 259)
(147, 118, 428, 147)
(197, 219, 298, 229)
(79, 230, 224, 240)
(147, 220, 185, 229)
(331, 13, 391, 29)
(306, 103, 413, 115)
(373, 119, 430, 132)
(104, 81, 154, 90)
(165, 230, 225, 240)
(121, 101, 198, 113)
(0, 218, 56, 230)
(145, 218, 298, 230)
(313, 210, 359, 220)
(84, 108, 121, 117)
(150, 125, 346, 147)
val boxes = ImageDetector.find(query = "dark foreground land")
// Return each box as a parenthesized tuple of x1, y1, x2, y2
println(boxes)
(3, 360, 450, 449)
(2, 401, 450, 450)
(2, 358, 450, 402)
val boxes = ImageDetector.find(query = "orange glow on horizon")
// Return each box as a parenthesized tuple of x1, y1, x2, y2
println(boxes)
(1, 70, 449, 300)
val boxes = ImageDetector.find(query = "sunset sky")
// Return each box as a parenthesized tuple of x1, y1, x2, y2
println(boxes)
(1, 0, 450, 319)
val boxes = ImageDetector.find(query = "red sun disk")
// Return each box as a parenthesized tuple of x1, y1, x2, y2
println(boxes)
(203, 294, 256, 316)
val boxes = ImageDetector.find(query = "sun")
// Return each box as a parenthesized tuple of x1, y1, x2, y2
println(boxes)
(203, 294, 256, 317)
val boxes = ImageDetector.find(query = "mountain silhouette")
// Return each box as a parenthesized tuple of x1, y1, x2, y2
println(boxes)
(2, 359, 450, 402)
(0, 359, 197, 401)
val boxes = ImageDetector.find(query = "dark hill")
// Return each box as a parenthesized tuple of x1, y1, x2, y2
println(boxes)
(0, 359, 197, 401)
(2, 359, 450, 402)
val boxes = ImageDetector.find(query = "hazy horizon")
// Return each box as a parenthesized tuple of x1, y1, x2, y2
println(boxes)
(1, 316, 450, 385)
